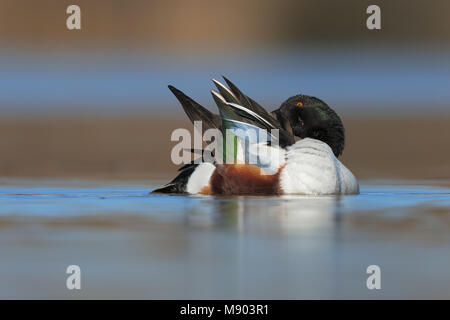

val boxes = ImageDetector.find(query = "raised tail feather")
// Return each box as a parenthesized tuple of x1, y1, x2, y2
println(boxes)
(168, 85, 221, 135)
(211, 78, 295, 147)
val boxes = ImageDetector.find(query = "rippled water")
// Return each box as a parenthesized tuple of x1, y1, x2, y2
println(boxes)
(1, 179, 450, 299)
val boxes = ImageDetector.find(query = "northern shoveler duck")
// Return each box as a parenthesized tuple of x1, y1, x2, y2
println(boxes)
(153, 77, 359, 195)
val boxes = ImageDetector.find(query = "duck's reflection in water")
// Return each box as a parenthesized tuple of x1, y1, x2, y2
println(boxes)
(184, 195, 342, 237)
(179, 195, 343, 298)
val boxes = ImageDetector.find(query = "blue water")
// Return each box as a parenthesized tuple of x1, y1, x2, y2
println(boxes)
(0, 179, 450, 299)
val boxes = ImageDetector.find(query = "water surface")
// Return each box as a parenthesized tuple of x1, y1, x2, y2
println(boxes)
(0, 179, 449, 299)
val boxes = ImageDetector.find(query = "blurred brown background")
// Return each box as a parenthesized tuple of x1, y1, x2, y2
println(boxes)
(0, 115, 449, 180)
(2, 0, 450, 48)
(0, 0, 449, 181)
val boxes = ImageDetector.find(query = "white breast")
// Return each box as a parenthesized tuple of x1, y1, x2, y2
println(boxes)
(280, 138, 359, 195)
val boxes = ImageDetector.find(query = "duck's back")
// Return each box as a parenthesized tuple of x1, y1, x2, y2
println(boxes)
(280, 138, 359, 195)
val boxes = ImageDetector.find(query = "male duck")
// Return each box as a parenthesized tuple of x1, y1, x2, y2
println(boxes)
(153, 77, 359, 195)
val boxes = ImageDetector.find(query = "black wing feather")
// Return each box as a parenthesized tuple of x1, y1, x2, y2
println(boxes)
(168, 85, 221, 133)
(218, 77, 295, 147)
(222, 76, 281, 129)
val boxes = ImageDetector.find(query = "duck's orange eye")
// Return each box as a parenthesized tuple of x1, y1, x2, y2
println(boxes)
(296, 102, 303, 107)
